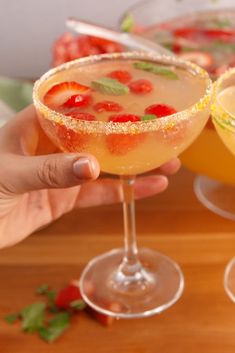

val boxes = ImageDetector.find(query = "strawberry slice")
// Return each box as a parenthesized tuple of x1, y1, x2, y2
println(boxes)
(63, 94, 92, 109)
(173, 27, 235, 43)
(88, 301, 122, 326)
(56, 112, 96, 152)
(129, 79, 153, 94)
(145, 104, 188, 145)
(91, 312, 114, 326)
(93, 100, 123, 113)
(44, 81, 90, 109)
(55, 284, 83, 310)
(106, 70, 132, 84)
(109, 114, 141, 123)
(106, 114, 145, 155)
(88, 36, 123, 53)
(52, 33, 124, 66)
(173, 27, 202, 40)
(172, 42, 182, 54)
(203, 29, 235, 42)
(178, 51, 213, 69)
(65, 111, 96, 120)
(145, 104, 177, 117)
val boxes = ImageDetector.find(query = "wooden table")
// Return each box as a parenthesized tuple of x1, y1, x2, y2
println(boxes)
(1, 167, 235, 353)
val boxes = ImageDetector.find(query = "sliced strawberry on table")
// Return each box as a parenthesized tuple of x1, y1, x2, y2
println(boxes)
(63, 94, 92, 109)
(93, 100, 123, 113)
(91, 311, 114, 326)
(106, 70, 132, 84)
(145, 104, 177, 117)
(55, 284, 83, 310)
(106, 114, 145, 155)
(44, 81, 90, 109)
(178, 51, 213, 69)
(129, 79, 153, 94)
(88, 301, 122, 326)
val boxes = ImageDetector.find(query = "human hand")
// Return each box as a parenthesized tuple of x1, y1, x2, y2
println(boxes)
(0, 105, 180, 248)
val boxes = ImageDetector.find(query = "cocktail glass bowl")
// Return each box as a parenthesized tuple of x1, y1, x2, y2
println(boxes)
(212, 67, 235, 299)
(33, 52, 212, 317)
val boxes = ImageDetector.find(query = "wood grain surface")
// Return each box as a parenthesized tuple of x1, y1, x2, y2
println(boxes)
(1, 167, 235, 353)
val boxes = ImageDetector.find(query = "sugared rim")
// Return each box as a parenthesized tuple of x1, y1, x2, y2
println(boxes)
(33, 51, 212, 134)
(211, 67, 235, 131)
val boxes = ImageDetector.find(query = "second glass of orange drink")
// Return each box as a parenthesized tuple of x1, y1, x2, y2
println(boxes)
(33, 52, 212, 318)
(211, 68, 235, 302)
(123, 0, 235, 219)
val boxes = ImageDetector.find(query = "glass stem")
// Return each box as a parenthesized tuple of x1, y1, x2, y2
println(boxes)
(120, 175, 141, 275)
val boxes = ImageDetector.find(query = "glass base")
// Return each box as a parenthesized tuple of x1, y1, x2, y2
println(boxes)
(224, 257, 235, 302)
(194, 176, 235, 221)
(80, 248, 184, 318)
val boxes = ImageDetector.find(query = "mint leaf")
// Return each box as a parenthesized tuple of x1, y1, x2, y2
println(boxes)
(70, 299, 86, 310)
(46, 290, 57, 312)
(91, 78, 129, 95)
(141, 114, 156, 121)
(36, 284, 57, 311)
(20, 302, 46, 333)
(4, 313, 19, 324)
(39, 312, 70, 343)
(134, 61, 179, 80)
(36, 284, 49, 295)
(209, 18, 232, 28)
(121, 13, 134, 33)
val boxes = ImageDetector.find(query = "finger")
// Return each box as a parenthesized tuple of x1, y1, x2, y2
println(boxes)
(134, 175, 168, 199)
(158, 158, 181, 175)
(0, 153, 100, 194)
(76, 174, 168, 208)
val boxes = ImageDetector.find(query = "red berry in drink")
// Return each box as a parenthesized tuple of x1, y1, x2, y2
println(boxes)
(129, 79, 153, 94)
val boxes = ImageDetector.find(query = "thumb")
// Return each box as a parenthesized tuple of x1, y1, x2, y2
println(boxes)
(2, 153, 100, 194)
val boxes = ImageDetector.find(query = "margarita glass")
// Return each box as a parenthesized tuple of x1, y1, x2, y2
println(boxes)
(211, 67, 235, 301)
(33, 52, 212, 318)
(122, 0, 235, 220)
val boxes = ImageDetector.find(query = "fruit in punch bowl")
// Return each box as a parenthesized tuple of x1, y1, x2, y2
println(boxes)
(122, 0, 235, 219)
(33, 52, 212, 318)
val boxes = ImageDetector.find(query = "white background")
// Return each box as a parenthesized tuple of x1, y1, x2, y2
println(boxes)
(0, 0, 138, 78)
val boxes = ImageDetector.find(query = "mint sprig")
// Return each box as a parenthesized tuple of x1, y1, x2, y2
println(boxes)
(39, 312, 70, 343)
(21, 302, 46, 333)
(36, 284, 57, 312)
(134, 61, 179, 80)
(121, 13, 135, 33)
(4, 284, 88, 343)
(4, 312, 19, 324)
(36, 284, 49, 295)
(91, 77, 129, 95)
(141, 114, 156, 121)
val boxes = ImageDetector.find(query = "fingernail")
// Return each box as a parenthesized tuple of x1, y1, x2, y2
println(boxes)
(73, 158, 95, 179)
